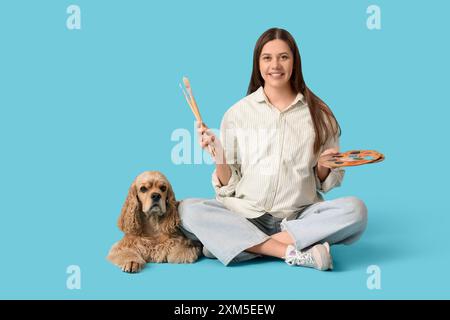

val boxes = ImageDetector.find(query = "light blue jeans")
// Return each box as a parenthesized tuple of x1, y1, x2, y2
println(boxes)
(179, 196, 368, 266)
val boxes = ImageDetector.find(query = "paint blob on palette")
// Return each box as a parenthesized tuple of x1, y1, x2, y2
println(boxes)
(319, 150, 385, 168)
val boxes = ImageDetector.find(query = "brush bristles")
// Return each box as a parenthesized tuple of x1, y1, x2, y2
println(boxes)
(183, 77, 190, 89)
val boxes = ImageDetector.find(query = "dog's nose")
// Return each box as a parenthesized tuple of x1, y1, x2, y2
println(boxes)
(151, 193, 161, 201)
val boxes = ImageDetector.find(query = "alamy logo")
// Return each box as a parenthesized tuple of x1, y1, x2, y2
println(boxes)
(170, 123, 284, 175)
(66, 5, 81, 30)
(66, 265, 81, 290)
(366, 265, 381, 290)
(367, 5, 381, 30)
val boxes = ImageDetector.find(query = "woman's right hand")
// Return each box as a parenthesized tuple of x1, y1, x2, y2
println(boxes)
(196, 121, 225, 163)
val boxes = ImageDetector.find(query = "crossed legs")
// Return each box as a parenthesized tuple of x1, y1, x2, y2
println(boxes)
(246, 231, 294, 258)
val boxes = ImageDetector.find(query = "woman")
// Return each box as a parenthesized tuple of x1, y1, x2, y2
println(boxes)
(179, 28, 367, 271)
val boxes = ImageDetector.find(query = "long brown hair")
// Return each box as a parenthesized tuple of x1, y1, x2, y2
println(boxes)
(247, 28, 341, 155)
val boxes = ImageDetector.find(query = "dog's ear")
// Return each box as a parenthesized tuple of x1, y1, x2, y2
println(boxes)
(118, 182, 143, 235)
(160, 184, 180, 234)
(166, 183, 177, 208)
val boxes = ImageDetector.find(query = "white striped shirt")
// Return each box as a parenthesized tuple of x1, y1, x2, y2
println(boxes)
(211, 86, 344, 219)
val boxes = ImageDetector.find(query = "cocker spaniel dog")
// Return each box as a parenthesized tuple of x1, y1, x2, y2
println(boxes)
(107, 171, 201, 273)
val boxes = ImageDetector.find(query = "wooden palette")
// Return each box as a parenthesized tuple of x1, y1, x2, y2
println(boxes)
(319, 150, 385, 168)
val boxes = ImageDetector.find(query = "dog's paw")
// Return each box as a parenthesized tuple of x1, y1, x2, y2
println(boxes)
(121, 261, 144, 273)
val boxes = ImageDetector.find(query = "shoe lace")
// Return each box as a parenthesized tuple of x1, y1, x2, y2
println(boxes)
(286, 250, 315, 266)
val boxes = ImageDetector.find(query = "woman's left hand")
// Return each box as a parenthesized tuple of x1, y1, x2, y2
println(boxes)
(317, 147, 340, 170)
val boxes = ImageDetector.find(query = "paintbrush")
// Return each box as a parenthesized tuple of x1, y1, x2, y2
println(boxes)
(179, 77, 216, 157)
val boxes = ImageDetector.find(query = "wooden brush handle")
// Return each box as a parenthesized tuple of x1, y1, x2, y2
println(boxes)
(189, 93, 202, 122)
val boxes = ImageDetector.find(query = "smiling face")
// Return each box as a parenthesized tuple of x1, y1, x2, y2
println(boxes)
(259, 39, 294, 90)
(135, 171, 170, 216)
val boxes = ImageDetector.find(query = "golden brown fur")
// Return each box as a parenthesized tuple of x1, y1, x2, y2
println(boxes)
(107, 171, 201, 273)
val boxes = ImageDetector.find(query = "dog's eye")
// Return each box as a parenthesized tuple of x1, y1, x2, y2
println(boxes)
(160, 186, 167, 192)
(140, 186, 148, 193)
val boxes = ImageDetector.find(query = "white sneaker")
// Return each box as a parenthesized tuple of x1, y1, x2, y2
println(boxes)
(323, 242, 333, 270)
(284, 242, 333, 271)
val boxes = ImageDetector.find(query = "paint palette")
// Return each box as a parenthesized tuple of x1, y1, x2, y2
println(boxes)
(319, 150, 385, 168)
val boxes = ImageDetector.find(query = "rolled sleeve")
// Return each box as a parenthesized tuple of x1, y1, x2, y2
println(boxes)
(212, 165, 241, 197)
(315, 130, 345, 193)
(315, 166, 345, 193)
(211, 110, 242, 198)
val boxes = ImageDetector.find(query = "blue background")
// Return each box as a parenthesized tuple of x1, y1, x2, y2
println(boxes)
(0, 0, 449, 299)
